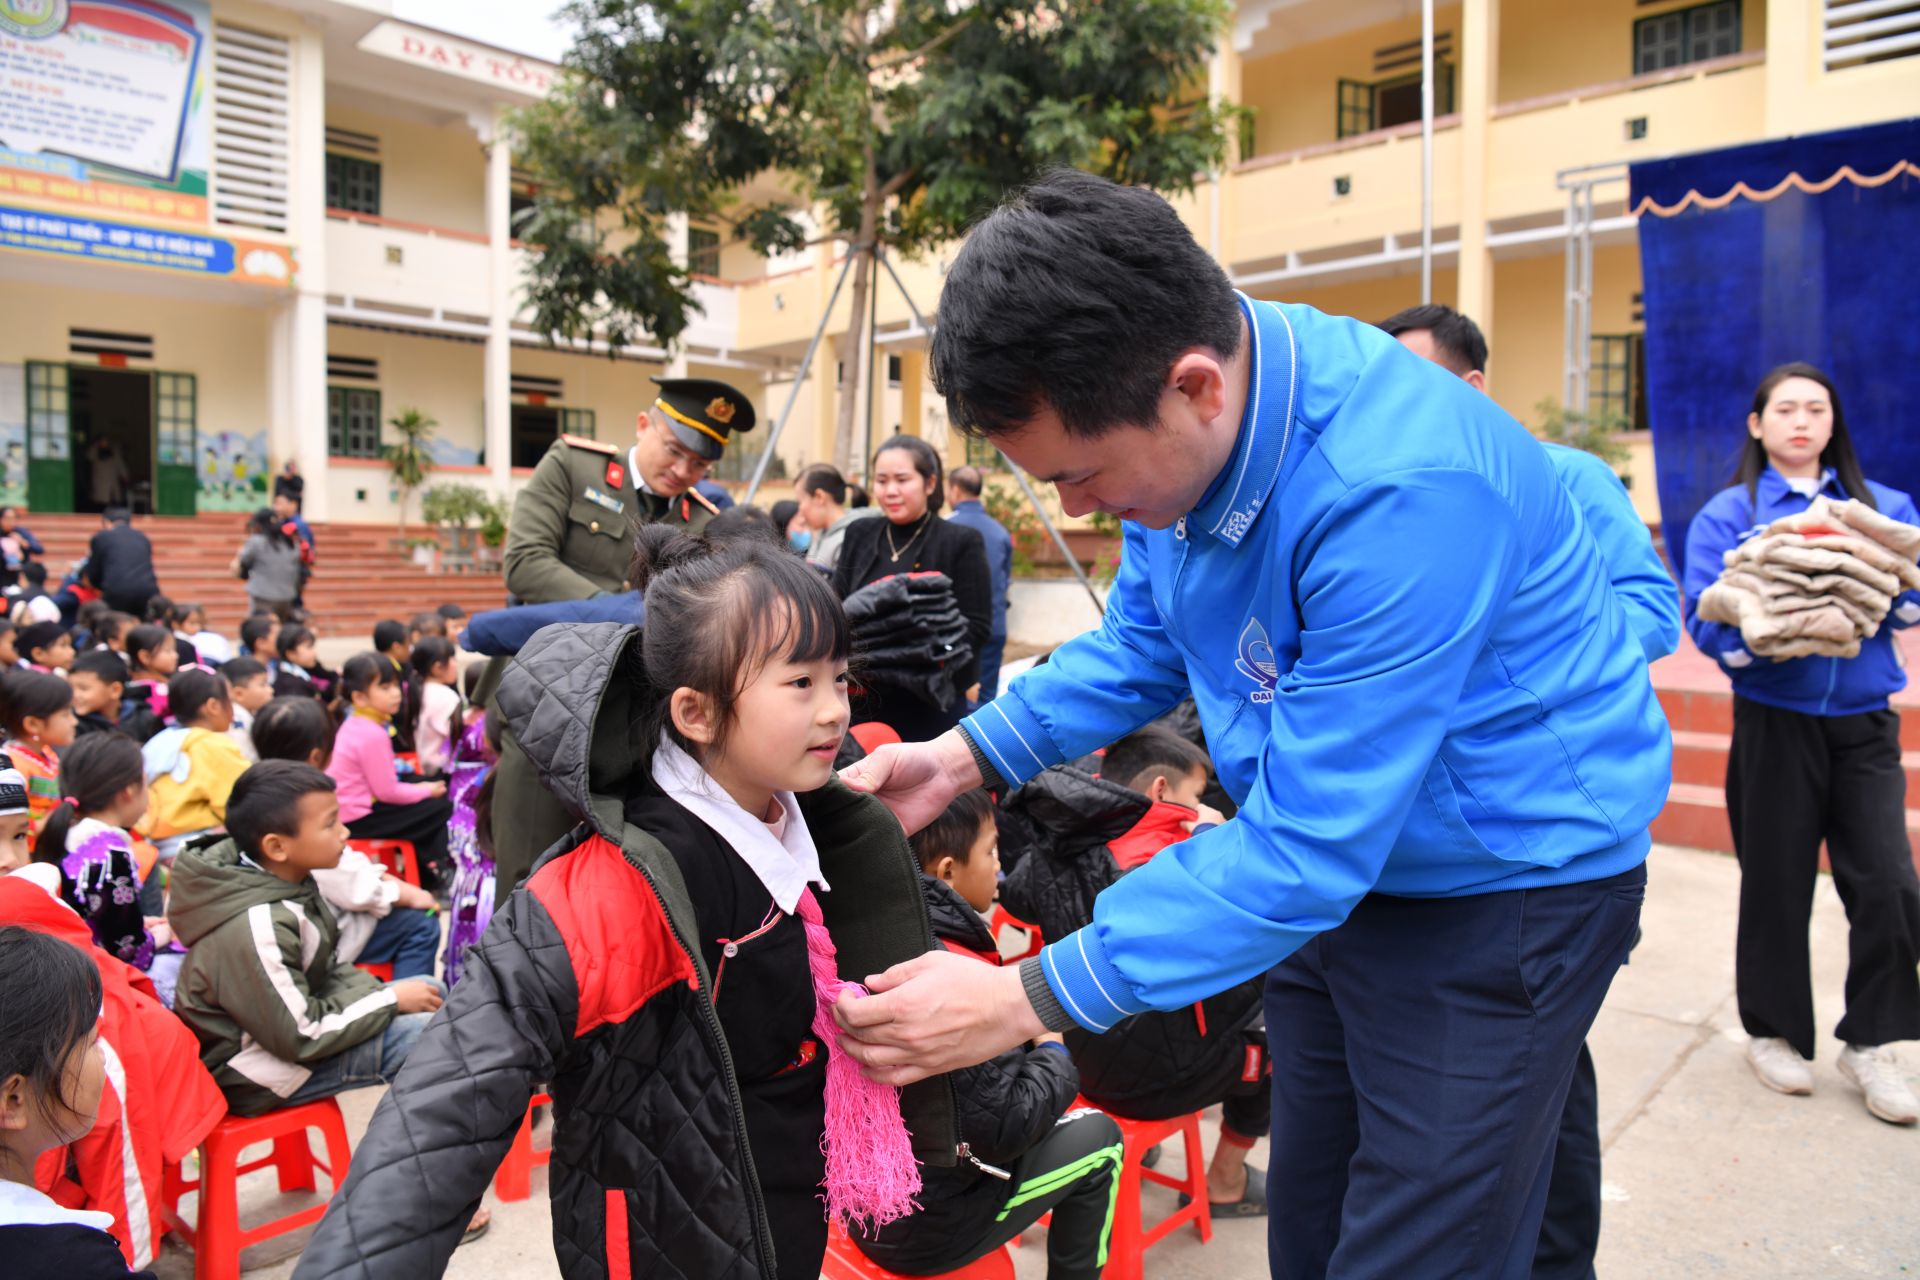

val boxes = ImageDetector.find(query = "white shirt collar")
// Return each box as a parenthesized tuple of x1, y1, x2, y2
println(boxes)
(630, 447, 657, 498)
(0, 1179, 118, 1232)
(649, 735, 828, 913)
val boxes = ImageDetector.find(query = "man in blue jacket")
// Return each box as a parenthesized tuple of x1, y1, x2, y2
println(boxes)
(944, 465, 1014, 706)
(1384, 302, 1677, 1280)
(835, 171, 1673, 1279)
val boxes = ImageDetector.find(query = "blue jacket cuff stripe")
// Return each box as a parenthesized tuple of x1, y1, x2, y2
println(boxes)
(960, 696, 1058, 787)
(1039, 928, 1148, 1033)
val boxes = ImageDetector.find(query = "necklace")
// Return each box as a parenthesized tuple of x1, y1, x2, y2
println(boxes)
(885, 512, 933, 564)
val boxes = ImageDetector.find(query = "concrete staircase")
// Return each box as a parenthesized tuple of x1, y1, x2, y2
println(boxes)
(1649, 633, 1920, 872)
(24, 512, 509, 638)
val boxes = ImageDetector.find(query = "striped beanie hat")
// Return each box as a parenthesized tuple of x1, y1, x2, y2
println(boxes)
(0, 753, 26, 817)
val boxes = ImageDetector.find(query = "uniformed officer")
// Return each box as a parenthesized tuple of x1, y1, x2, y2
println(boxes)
(489, 375, 757, 904)
(503, 376, 756, 602)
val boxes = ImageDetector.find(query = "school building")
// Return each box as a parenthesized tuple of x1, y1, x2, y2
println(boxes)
(0, 0, 1914, 528)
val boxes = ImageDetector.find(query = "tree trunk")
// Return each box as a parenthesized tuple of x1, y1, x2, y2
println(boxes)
(833, 146, 882, 476)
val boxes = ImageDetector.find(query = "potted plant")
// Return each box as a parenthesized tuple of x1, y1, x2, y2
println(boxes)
(385, 407, 438, 539)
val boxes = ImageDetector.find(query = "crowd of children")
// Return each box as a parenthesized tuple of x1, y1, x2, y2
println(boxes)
(0, 512, 1262, 1280)
(0, 594, 499, 1276)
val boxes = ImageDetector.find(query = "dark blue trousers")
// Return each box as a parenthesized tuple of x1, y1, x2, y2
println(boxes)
(356, 907, 442, 980)
(1264, 864, 1644, 1280)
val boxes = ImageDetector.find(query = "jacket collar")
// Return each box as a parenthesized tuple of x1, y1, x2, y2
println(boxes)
(1756, 464, 1844, 509)
(1189, 291, 1299, 547)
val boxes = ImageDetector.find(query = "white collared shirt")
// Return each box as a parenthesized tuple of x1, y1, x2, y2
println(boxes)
(630, 447, 657, 499)
(0, 1179, 118, 1232)
(649, 735, 828, 914)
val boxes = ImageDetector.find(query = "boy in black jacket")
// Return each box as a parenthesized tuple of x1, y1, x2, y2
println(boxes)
(856, 789, 1124, 1280)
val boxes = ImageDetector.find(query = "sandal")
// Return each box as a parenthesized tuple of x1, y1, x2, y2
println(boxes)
(1178, 1164, 1269, 1218)
(458, 1206, 492, 1247)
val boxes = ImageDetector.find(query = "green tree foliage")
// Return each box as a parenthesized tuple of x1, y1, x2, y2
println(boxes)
(383, 407, 437, 534)
(1533, 397, 1631, 469)
(515, 0, 1242, 469)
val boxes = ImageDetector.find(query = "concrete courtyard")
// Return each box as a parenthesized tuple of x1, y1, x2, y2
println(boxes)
(152, 844, 1920, 1278)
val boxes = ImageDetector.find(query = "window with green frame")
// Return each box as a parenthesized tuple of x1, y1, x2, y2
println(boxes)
(688, 227, 721, 277)
(1590, 334, 1648, 431)
(325, 153, 381, 215)
(1336, 64, 1456, 139)
(328, 387, 382, 457)
(1633, 0, 1739, 75)
(561, 407, 596, 438)
(154, 372, 195, 467)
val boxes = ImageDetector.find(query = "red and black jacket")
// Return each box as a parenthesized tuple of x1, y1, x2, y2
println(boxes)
(295, 623, 955, 1280)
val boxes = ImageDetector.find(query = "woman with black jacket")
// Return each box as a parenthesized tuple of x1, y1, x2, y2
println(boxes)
(831, 436, 993, 741)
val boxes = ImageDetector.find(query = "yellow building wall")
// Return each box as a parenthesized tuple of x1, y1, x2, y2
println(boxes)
(1239, 6, 1463, 157)
(0, 282, 274, 445)
(1497, 0, 1769, 103)
(509, 346, 665, 451)
(324, 105, 488, 237)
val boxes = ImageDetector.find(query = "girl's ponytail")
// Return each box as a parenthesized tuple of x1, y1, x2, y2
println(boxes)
(33, 731, 144, 868)
(626, 523, 712, 594)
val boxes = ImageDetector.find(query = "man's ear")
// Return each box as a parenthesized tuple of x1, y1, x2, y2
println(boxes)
(671, 686, 717, 746)
(0, 1071, 30, 1132)
(257, 829, 291, 864)
(1144, 773, 1171, 803)
(1167, 349, 1229, 424)
(932, 855, 958, 884)
(1464, 369, 1488, 392)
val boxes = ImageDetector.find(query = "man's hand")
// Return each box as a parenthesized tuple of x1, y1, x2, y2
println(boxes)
(391, 980, 445, 1015)
(839, 730, 982, 836)
(832, 950, 1048, 1085)
(1183, 802, 1228, 833)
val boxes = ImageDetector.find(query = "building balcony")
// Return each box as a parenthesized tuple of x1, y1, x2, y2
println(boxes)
(324, 210, 492, 320)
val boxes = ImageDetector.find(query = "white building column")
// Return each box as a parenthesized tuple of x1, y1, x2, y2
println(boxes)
(477, 110, 514, 494)
(663, 212, 691, 379)
(1456, 0, 1500, 343)
(282, 19, 331, 520)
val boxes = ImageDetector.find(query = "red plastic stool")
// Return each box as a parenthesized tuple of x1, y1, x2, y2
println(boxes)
(849, 721, 902, 754)
(161, 1097, 352, 1280)
(347, 838, 421, 887)
(494, 1091, 553, 1202)
(988, 904, 1044, 962)
(821, 1221, 1014, 1279)
(355, 961, 394, 982)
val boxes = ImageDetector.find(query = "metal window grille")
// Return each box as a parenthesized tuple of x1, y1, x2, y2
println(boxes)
(326, 153, 381, 216)
(1634, 1, 1741, 75)
(154, 373, 197, 468)
(211, 23, 292, 235)
(688, 228, 721, 276)
(328, 388, 382, 458)
(1589, 334, 1642, 429)
(1823, 0, 1920, 69)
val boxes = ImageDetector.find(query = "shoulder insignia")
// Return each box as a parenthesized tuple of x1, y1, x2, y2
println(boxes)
(687, 486, 720, 516)
(559, 434, 616, 455)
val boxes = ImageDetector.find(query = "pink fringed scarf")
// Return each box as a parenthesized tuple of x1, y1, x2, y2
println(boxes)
(795, 887, 922, 1230)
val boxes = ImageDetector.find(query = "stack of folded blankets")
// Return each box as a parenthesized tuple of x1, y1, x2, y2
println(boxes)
(843, 571, 976, 710)
(1699, 495, 1920, 660)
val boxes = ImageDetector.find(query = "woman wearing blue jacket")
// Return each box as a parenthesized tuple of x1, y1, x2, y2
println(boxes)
(1683, 363, 1920, 1125)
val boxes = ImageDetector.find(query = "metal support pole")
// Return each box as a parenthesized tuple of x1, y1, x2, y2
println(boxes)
(874, 249, 1106, 618)
(742, 249, 859, 504)
(1419, 0, 1435, 304)
(864, 245, 880, 467)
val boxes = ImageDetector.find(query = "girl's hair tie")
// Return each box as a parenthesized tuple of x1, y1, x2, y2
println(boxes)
(62, 795, 79, 808)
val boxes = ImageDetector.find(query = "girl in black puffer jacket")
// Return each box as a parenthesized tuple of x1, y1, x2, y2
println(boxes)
(856, 789, 1125, 1280)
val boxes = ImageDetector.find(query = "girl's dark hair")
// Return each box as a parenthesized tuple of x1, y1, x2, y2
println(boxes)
(240, 613, 277, 653)
(0, 668, 73, 736)
(126, 624, 172, 673)
(168, 602, 204, 628)
(143, 595, 174, 624)
(0, 926, 103, 1124)
(169, 669, 230, 726)
(249, 507, 293, 547)
(1735, 362, 1877, 512)
(17, 621, 68, 660)
(408, 635, 456, 679)
(251, 695, 335, 766)
(35, 732, 144, 865)
(872, 434, 946, 514)
(848, 483, 871, 509)
(276, 624, 315, 659)
(770, 499, 801, 535)
(629, 524, 849, 762)
(338, 651, 398, 711)
(909, 788, 996, 872)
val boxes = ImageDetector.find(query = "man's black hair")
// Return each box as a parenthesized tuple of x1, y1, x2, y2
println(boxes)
(931, 169, 1243, 440)
(103, 506, 131, 524)
(21, 561, 46, 587)
(250, 695, 334, 766)
(1377, 304, 1488, 376)
(239, 613, 277, 653)
(226, 760, 335, 860)
(1100, 726, 1211, 795)
(436, 602, 467, 621)
(372, 619, 408, 653)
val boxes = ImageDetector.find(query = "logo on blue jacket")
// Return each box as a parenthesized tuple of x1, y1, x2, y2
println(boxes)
(1235, 617, 1278, 704)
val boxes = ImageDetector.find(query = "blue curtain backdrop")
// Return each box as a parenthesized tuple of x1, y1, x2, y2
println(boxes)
(1629, 117, 1920, 580)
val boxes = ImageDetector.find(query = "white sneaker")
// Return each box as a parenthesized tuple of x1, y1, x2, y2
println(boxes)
(1746, 1036, 1813, 1095)
(1837, 1044, 1920, 1126)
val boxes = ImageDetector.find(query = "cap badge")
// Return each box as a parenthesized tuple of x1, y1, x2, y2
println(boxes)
(707, 397, 737, 425)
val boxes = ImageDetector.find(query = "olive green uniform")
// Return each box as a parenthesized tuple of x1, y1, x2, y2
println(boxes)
(491, 434, 721, 903)
(503, 434, 717, 603)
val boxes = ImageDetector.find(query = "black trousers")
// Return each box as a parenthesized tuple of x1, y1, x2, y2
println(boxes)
(857, 1108, 1124, 1280)
(1727, 697, 1920, 1060)
(347, 796, 455, 891)
(1531, 1041, 1599, 1280)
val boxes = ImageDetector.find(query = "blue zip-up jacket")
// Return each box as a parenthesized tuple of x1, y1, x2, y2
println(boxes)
(1545, 443, 1679, 663)
(1682, 467, 1920, 717)
(961, 296, 1673, 1029)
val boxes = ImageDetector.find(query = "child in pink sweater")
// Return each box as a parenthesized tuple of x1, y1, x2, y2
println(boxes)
(327, 653, 452, 891)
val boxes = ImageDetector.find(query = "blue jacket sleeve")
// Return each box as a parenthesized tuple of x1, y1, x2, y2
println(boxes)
(1682, 492, 1752, 667)
(460, 593, 645, 656)
(959, 523, 1189, 787)
(1036, 469, 1529, 1027)
(1880, 490, 1920, 631)
(1554, 451, 1679, 662)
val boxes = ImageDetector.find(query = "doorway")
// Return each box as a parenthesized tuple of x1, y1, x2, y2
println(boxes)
(69, 366, 153, 514)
